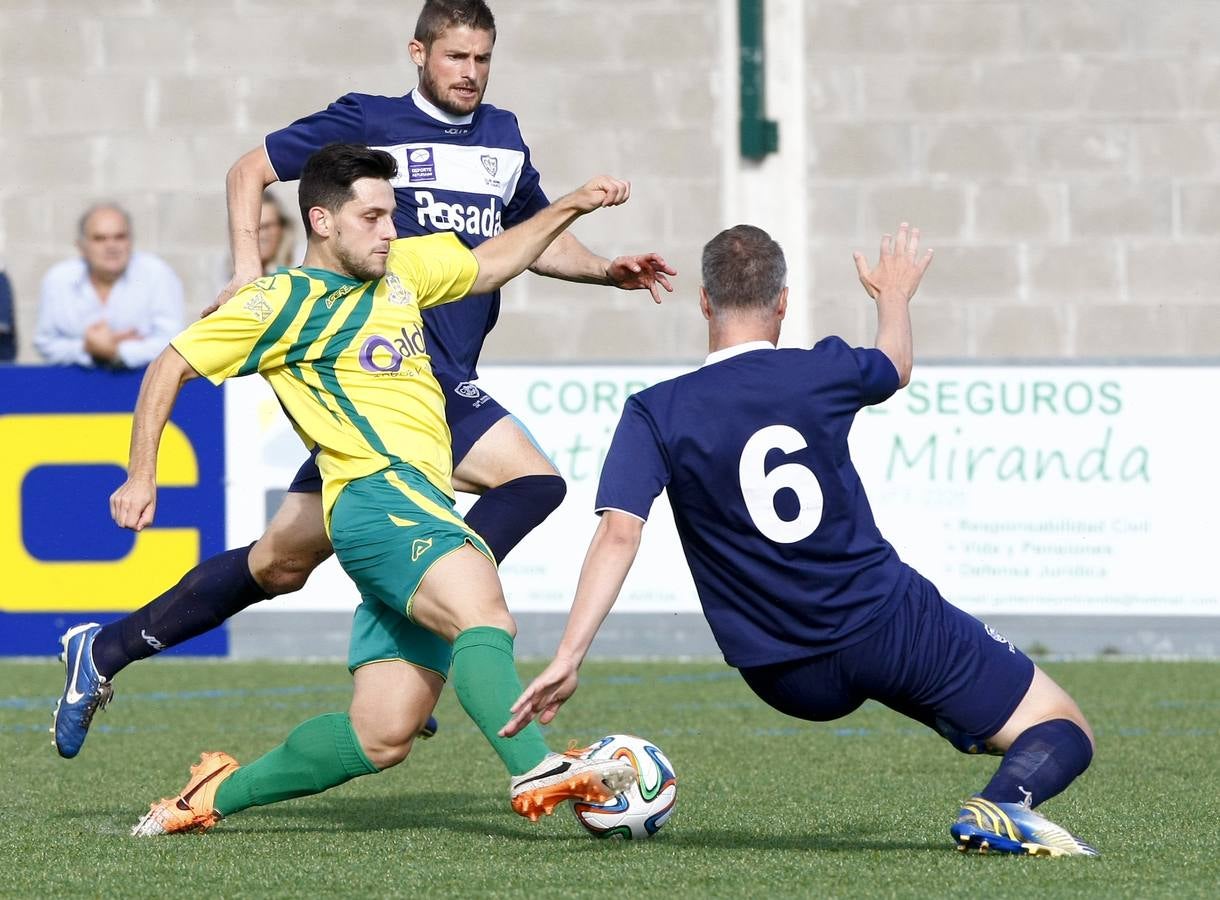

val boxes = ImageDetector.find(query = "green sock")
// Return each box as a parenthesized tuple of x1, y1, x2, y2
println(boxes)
(451, 626, 550, 775)
(213, 712, 378, 817)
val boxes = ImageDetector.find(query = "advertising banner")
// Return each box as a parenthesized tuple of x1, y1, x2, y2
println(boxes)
(224, 364, 1218, 618)
(0, 367, 227, 655)
(852, 367, 1212, 616)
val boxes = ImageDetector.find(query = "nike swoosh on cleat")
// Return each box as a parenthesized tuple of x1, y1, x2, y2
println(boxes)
(513, 761, 571, 789)
(180, 765, 230, 805)
(64, 636, 87, 705)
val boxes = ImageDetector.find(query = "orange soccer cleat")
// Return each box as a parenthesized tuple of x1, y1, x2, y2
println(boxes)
(131, 751, 239, 837)
(509, 744, 636, 822)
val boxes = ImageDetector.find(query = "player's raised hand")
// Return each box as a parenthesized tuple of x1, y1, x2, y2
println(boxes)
(606, 253, 677, 304)
(110, 476, 158, 532)
(499, 656, 581, 737)
(853, 222, 934, 303)
(569, 176, 631, 213)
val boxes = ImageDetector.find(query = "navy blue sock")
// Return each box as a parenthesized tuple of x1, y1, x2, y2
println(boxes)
(462, 474, 566, 562)
(91, 544, 270, 678)
(979, 718, 1093, 807)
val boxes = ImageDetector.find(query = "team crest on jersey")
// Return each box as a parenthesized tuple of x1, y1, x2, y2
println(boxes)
(453, 381, 482, 399)
(243, 292, 273, 323)
(384, 274, 413, 306)
(984, 624, 1017, 654)
(407, 146, 436, 183)
(480, 153, 503, 188)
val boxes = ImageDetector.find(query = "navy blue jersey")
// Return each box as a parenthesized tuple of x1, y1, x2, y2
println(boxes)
(595, 338, 912, 668)
(265, 91, 550, 385)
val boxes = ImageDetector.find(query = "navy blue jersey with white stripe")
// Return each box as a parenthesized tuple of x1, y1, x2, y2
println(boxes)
(265, 91, 550, 385)
(595, 337, 913, 668)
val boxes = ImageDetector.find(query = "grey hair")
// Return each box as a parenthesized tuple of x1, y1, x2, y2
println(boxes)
(77, 203, 132, 239)
(700, 224, 786, 312)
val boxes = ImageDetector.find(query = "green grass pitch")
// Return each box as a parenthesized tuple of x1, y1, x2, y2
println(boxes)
(2, 658, 1218, 898)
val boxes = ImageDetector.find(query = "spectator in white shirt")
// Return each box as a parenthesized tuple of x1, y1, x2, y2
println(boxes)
(34, 203, 184, 368)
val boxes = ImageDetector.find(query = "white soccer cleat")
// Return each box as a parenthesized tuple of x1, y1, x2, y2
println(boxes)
(509, 745, 636, 822)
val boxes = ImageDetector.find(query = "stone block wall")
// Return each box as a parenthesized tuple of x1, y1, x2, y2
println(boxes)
(1, 0, 1216, 363)
(803, 0, 1220, 358)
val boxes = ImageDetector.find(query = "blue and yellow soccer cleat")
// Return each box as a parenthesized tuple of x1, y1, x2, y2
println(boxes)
(52, 623, 114, 759)
(951, 796, 1099, 857)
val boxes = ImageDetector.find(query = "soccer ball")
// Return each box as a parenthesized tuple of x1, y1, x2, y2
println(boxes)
(572, 734, 677, 839)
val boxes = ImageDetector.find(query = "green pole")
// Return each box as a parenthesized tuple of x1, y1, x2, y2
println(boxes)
(739, 0, 779, 160)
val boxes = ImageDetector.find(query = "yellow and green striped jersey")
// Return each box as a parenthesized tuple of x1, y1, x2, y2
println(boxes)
(172, 231, 479, 531)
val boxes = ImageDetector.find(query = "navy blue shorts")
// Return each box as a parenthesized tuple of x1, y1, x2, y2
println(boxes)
(440, 377, 512, 465)
(288, 378, 511, 494)
(738, 570, 1034, 752)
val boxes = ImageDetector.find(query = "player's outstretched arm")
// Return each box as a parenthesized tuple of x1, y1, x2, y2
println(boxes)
(469, 176, 630, 296)
(208, 146, 280, 316)
(853, 222, 933, 387)
(109, 347, 201, 532)
(499, 510, 644, 737)
(531, 232, 677, 304)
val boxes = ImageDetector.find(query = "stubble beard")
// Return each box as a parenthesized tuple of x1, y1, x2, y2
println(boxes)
(335, 243, 386, 283)
(419, 68, 481, 117)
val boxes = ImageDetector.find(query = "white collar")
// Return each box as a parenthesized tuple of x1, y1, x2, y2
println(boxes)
(411, 89, 475, 126)
(702, 340, 776, 367)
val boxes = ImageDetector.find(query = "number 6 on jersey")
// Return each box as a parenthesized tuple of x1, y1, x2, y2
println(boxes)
(738, 424, 824, 544)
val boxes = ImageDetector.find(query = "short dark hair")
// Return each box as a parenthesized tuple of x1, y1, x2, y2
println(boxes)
(414, 0, 496, 46)
(701, 224, 787, 312)
(298, 144, 398, 235)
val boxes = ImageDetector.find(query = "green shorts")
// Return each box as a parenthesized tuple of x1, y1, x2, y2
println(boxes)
(329, 463, 493, 679)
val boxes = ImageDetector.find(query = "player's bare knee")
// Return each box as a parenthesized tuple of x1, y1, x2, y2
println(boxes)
(488, 611, 517, 638)
(249, 547, 328, 594)
(458, 604, 516, 637)
(362, 734, 415, 770)
(461, 614, 516, 638)
(1063, 707, 1095, 750)
(1035, 671, 1094, 748)
(249, 559, 304, 595)
(353, 721, 416, 769)
(249, 495, 332, 594)
(991, 690, 1095, 755)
